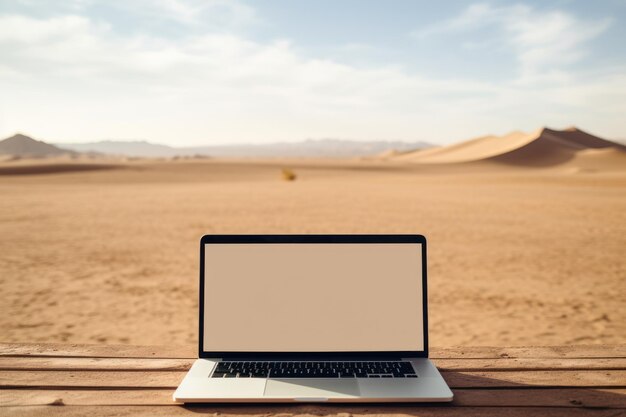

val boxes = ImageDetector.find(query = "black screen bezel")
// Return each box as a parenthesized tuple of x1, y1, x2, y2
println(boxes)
(199, 234, 428, 359)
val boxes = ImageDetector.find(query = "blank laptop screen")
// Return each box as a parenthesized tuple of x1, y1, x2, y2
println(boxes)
(203, 243, 424, 352)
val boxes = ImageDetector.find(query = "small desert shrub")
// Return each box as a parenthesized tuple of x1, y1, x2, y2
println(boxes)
(281, 168, 297, 181)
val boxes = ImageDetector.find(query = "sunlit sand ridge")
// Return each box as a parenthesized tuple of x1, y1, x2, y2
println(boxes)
(394, 127, 626, 170)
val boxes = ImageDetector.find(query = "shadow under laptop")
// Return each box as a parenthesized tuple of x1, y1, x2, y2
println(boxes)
(182, 371, 625, 413)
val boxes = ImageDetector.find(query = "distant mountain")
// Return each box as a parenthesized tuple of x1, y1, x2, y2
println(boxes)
(0, 134, 75, 157)
(57, 138, 432, 158)
(57, 140, 176, 158)
(183, 139, 432, 158)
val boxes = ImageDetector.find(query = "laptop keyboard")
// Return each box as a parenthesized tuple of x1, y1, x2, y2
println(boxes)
(211, 361, 417, 378)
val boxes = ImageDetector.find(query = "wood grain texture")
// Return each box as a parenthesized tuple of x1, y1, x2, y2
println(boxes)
(3, 356, 625, 372)
(0, 357, 194, 371)
(2, 344, 625, 416)
(2, 405, 623, 417)
(2, 388, 625, 408)
(0, 343, 196, 359)
(2, 343, 625, 359)
(2, 370, 625, 389)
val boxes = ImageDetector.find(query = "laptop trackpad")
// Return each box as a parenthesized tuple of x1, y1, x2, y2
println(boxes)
(265, 379, 360, 399)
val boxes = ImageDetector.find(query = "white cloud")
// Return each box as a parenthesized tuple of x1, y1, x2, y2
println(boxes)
(8, 0, 257, 30)
(117, 0, 258, 28)
(0, 13, 494, 110)
(509, 10, 611, 79)
(0, 3, 624, 144)
(412, 3, 506, 37)
(0, 14, 95, 43)
(412, 3, 611, 80)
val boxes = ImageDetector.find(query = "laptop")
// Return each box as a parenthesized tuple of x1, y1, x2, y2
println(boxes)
(173, 234, 453, 402)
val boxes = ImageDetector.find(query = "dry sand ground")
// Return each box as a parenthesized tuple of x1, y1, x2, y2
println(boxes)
(1, 157, 625, 348)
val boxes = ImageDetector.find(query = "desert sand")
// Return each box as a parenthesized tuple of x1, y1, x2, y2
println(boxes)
(1, 127, 625, 348)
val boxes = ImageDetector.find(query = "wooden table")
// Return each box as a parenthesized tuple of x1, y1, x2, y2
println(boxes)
(1, 343, 624, 416)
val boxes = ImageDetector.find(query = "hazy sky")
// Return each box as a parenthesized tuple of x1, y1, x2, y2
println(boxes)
(1, 0, 625, 146)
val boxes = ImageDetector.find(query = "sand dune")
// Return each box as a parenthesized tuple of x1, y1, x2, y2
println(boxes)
(563, 147, 626, 173)
(395, 127, 626, 169)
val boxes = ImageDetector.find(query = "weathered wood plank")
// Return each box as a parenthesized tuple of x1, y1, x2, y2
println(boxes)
(435, 358, 626, 371)
(441, 370, 626, 388)
(433, 346, 626, 359)
(3, 356, 624, 372)
(0, 371, 183, 388)
(2, 344, 624, 415)
(0, 357, 194, 371)
(1, 405, 621, 417)
(451, 388, 626, 408)
(2, 388, 625, 408)
(2, 370, 625, 389)
(0, 343, 195, 359)
(2, 343, 624, 360)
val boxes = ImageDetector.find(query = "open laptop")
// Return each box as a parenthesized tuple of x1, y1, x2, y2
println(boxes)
(174, 234, 453, 402)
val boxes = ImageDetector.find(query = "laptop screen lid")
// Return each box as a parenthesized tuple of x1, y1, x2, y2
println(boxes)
(199, 235, 428, 359)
